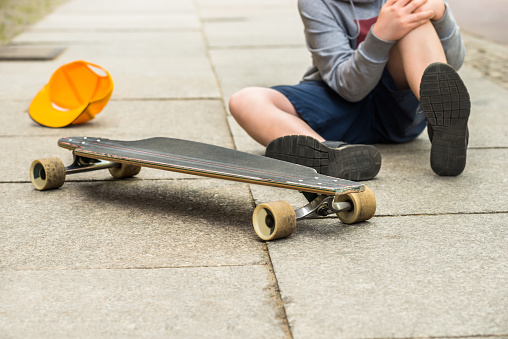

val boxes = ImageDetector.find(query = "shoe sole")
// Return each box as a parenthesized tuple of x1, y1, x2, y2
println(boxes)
(265, 135, 381, 181)
(420, 63, 470, 176)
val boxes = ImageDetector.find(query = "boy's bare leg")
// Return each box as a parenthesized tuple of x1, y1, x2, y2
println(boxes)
(228, 87, 324, 147)
(386, 20, 447, 96)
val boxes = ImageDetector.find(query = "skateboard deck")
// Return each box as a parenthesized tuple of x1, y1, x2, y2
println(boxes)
(30, 136, 376, 240)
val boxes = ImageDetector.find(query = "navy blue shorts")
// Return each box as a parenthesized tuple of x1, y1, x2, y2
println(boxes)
(272, 70, 426, 144)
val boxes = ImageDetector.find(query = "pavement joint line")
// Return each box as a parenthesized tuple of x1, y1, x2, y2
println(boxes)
(375, 211, 508, 218)
(375, 147, 508, 155)
(353, 335, 508, 339)
(263, 242, 294, 339)
(467, 146, 508, 150)
(110, 97, 223, 102)
(0, 97, 223, 115)
(56, 10, 199, 14)
(0, 263, 269, 273)
(28, 28, 202, 33)
(209, 44, 306, 50)
(201, 17, 248, 23)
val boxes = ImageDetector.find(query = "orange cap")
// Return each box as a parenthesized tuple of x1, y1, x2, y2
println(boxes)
(29, 60, 113, 128)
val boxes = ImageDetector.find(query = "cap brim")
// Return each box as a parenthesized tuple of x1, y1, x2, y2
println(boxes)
(29, 84, 89, 128)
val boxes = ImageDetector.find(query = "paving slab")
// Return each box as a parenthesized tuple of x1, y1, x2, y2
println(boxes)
(1, 180, 263, 270)
(0, 62, 57, 102)
(31, 11, 200, 31)
(462, 33, 508, 90)
(0, 266, 286, 338)
(1, 99, 232, 181)
(0, 42, 220, 101)
(459, 67, 508, 148)
(56, 33, 209, 58)
(196, 0, 297, 8)
(0, 45, 65, 61)
(53, 58, 219, 100)
(202, 8, 304, 48)
(267, 213, 508, 338)
(58, 0, 196, 13)
(367, 148, 508, 215)
(13, 31, 203, 45)
(210, 47, 310, 105)
(1, 99, 230, 139)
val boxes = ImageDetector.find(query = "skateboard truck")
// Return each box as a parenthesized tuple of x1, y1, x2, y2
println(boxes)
(295, 195, 351, 220)
(261, 196, 351, 236)
(66, 154, 118, 174)
(30, 155, 141, 192)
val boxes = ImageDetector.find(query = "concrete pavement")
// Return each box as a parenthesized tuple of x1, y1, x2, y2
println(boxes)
(1, 0, 507, 338)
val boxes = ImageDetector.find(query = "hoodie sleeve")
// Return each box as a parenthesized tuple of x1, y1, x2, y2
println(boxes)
(298, 0, 394, 102)
(431, 2, 466, 70)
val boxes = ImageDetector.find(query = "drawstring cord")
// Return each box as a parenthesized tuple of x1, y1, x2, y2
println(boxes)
(347, 0, 361, 40)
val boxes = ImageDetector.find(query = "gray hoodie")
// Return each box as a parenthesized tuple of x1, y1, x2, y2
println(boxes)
(299, 0, 465, 102)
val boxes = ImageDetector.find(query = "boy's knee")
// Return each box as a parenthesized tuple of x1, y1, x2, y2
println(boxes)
(229, 87, 259, 117)
(228, 89, 244, 116)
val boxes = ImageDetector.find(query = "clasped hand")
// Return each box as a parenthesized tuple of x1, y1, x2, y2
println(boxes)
(372, 0, 445, 41)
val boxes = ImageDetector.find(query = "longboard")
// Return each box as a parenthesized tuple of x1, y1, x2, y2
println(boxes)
(30, 137, 376, 240)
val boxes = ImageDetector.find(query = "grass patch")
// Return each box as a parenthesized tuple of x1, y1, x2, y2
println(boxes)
(0, 0, 67, 43)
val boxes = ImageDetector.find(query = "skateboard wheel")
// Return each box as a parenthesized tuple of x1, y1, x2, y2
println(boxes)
(30, 157, 66, 191)
(335, 187, 376, 224)
(252, 201, 296, 241)
(108, 163, 141, 179)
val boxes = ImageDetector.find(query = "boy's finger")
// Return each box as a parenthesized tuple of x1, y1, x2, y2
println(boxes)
(384, 0, 398, 6)
(411, 10, 434, 22)
(409, 0, 429, 11)
(393, 0, 412, 8)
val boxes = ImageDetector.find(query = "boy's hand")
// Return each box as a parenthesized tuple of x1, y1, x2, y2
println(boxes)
(372, 0, 434, 41)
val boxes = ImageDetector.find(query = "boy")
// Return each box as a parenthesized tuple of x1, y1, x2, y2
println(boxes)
(228, 0, 470, 180)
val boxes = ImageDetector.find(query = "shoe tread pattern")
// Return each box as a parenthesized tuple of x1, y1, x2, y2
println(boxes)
(420, 63, 470, 176)
(266, 135, 381, 181)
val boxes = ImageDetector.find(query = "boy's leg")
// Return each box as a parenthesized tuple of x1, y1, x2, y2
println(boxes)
(386, 21, 470, 176)
(386, 20, 447, 96)
(228, 87, 324, 146)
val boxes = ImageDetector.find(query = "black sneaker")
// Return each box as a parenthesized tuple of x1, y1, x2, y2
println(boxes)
(265, 135, 381, 181)
(420, 62, 470, 176)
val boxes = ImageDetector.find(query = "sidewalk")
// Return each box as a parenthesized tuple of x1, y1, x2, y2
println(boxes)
(1, 0, 507, 338)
